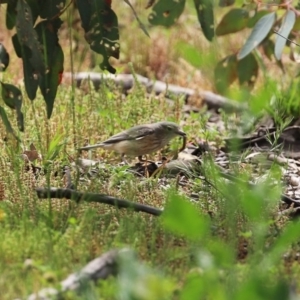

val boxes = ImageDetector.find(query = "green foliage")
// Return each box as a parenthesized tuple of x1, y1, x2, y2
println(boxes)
(218, 0, 235, 7)
(274, 10, 296, 60)
(16, 0, 45, 76)
(162, 190, 210, 240)
(238, 12, 276, 60)
(0, 80, 299, 298)
(148, 0, 186, 27)
(0, 82, 24, 132)
(247, 10, 270, 28)
(39, 0, 66, 19)
(118, 250, 176, 300)
(0, 106, 20, 141)
(237, 53, 258, 87)
(35, 19, 64, 118)
(77, 0, 120, 73)
(193, 0, 215, 41)
(214, 2, 300, 92)
(216, 8, 249, 36)
(214, 54, 237, 93)
(175, 42, 203, 68)
(44, 132, 67, 162)
(0, 43, 9, 71)
(1, 0, 300, 136)
(0, 0, 214, 130)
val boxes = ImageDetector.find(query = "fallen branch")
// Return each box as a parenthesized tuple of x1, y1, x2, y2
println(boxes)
(23, 249, 128, 300)
(64, 72, 246, 112)
(35, 187, 163, 216)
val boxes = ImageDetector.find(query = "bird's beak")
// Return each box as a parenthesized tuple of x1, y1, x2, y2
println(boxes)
(177, 129, 186, 137)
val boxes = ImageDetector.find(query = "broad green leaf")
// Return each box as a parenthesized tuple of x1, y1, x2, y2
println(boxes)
(26, 0, 39, 24)
(35, 18, 63, 63)
(77, 0, 120, 73)
(214, 54, 237, 93)
(12, 34, 38, 100)
(35, 19, 64, 118)
(0, 82, 24, 131)
(39, 45, 64, 119)
(6, 0, 17, 29)
(219, 0, 235, 6)
(237, 53, 258, 87)
(194, 0, 214, 41)
(0, 106, 20, 141)
(16, 0, 45, 75)
(38, 0, 66, 20)
(274, 10, 296, 60)
(247, 10, 269, 28)
(216, 8, 249, 36)
(1, 82, 22, 110)
(0, 43, 9, 71)
(148, 0, 185, 27)
(21, 48, 38, 101)
(16, 110, 24, 132)
(238, 12, 276, 60)
(11, 34, 21, 58)
(162, 191, 210, 240)
(76, 0, 92, 31)
(261, 39, 274, 61)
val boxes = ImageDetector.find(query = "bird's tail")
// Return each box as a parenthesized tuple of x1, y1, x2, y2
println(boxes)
(78, 143, 105, 151)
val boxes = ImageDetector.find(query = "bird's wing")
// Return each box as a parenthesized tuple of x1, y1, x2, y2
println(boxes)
(103, 125, 155, 144)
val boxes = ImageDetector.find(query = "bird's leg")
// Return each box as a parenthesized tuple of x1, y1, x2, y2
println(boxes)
(121, 154, 129, 164)
(144, 155, 149, 178)
(138, 155, 155, 164)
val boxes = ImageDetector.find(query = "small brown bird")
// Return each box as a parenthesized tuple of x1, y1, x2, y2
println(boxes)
(79, 121, 186, 162)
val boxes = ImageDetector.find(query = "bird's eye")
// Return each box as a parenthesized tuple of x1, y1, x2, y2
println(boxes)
(167, 126, 172, 131)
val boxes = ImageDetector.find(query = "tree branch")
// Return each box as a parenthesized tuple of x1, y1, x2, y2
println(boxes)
(35, 187, 163, 216)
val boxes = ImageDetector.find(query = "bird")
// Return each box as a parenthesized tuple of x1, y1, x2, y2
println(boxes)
(78, 121, 186, 162)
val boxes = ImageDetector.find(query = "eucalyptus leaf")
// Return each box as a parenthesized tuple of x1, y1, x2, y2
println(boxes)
(194, 0, 214, 41)
(77, 0, 120, 73)
(219, 0, 235, 6)
(214, 54, 238, 93)
(0, 43, 9, 71)
(0, 82, 24, 131)
(216, 8, 249, 36)
(238, 12, 276, 60)
(274, 10, 296, 60)
(148, 0, 185, 27)
(237, 53, 258, 87)
(6, 0, 17, 29)
(0, 106, 21, 141)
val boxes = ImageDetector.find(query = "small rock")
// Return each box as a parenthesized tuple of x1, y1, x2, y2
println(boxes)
(268, 154, 288, 165)
(290, 176, 300, 186)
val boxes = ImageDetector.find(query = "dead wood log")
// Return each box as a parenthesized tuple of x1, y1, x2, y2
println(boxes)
(22, 249, 129, 300)
(64, 72, 246, 112)
(35, 187, 163, 216)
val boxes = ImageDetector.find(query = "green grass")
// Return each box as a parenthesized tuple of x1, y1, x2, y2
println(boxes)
(0, 81, 201, 299)
(0, 79, 299, 299)
(1, 3, 300, 298)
